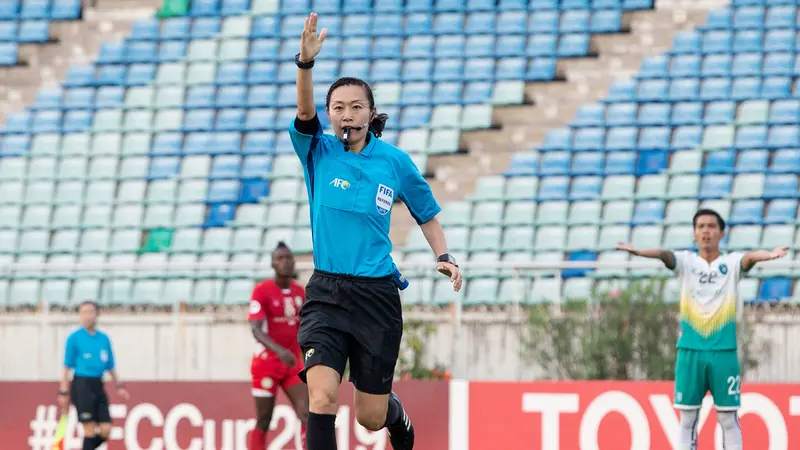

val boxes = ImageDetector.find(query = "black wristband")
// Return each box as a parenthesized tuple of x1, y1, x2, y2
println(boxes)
(58, 391, 68, 396)
(295, 53, 315, 69)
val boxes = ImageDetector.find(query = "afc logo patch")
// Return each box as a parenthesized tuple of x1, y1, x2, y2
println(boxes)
(376, 184, 394, 215)
(719, 263, 728, 275)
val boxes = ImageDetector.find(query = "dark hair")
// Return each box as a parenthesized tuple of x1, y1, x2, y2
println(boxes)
(79, 300, 98, 311)
(693, 209, 725, 231)
(273, 241, 292, 254)
(325, 77, 389, 138)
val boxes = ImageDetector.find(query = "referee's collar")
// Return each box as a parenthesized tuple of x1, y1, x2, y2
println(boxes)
(359, 132, 377, 157)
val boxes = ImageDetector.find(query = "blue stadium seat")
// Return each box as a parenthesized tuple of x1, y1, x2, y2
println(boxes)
(563, 251, 596, 278)
(733, 30, 762, 53)
(4, 112, 31, 133)
(216, 85, 246, 109)
(591, 10, 622, 33)
(758, 278, 791, 301)
(438, 0, 466, 11)
(606, 103, 637, 126)
(558, 34, 590, 57)
(699, 175, 733, 199)
(209, 155, 241, 179)
(704, 150, 735, 174)
(192, 17, 220, 38)
(526, 58, 556, 81)
(221, 0, 250, 16)
(762, 77, 791, 99)
(735, 126, 767, 149)
(672, 126, 702, 149)
(605, 152, 636, 175)
(700, 78, 731, 101)
(638, 127, 671, 151)
(152, 133, 181, 156)
(161, 18, 190, 39)
(2, 135, 29, 156)
(126, 41, 157, 63)
(704, 101, 735, 125)
(638, 104, 670, 126)
(32, 111, 61, 133)
(63, 111, 91, 132)
(606, 127, 637, 151)
(0, 42, 19, 65)
(185, 86, 215, 109)
(638, 55, 668, 78)
(702, 54, 731, 77)
(63, 88, 92, 110)
(632, 200, 665, 225)
(537, 176, 569, 201)
(464, 58, 494, 81)
(125, 64, 155, 85)
(703, 31, 733, 54)
(770, 149, 800, 173)
(671, 31, 702, 54)
(637, 79, 668, 102)
(96, 87, 123, 108)
(573, 128, 604, 151)
(765, 6, 795, 28)
(728, 200, 763, 225)
(570, 176, 601, 200)
(506, 153, 536, 176)
(762, 175, 796, 199)
(635, 150, 667, 174)
(530, 11, 559, 34)
(731, 53, 761, 77)
(466, 12, 495, 34)
(191, 0, 220, 17)
(671, 102, 702, 125)
(734, 6, 764, 30)
(764, 200, 797, 225)
(148, 158, 180, 180)
(571, 152, 604, 176)
(434, 13, 463, 35)
(735, 150, 768, 173)
(435, 35, 465, 57)
(703, 8, 732, 30)
(405, 13, 432, 34)
(539, 151, 570, 176)
(242, 133, 276, 155)
(251, 17, 278, 38)
(433, 60, 463, 82)
(526, 35, 557, 57)
(129, 20, 159, 41)
(768, 126, 800, 148)
(204, 203, 236, 227)
(540, 129, 571, 151)
(0, 2, 17, 20)
(95, 65, 125, 85)
(498, 11, 528, 34)
(764, 29, 794, 53)
(496, 36, 525, 58)
(669, 79, 700, 101)
(21, 0, 49, 20)
(406, 0, 433, 12)
(573, 104, 605, 127)
(764, 53, 793, 76)
(215, 109, 245, 131)
(499, 0, 527, 10)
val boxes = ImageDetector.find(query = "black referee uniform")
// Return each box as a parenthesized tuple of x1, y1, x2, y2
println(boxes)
(63, 327, 115, 424)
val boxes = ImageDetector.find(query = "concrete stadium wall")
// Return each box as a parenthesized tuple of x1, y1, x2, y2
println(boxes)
(2, 311, 800, 382)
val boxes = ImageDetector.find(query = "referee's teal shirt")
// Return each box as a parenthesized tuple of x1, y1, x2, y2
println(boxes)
(64, 328, 115, 378)
(290, 115, 441, 277)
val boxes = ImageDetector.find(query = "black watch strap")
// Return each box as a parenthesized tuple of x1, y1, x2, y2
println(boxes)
(437, 253, 457, 266)
(295, 53, 315, 69)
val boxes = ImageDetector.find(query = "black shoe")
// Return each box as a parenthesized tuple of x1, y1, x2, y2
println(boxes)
(387, 392, 415, 450)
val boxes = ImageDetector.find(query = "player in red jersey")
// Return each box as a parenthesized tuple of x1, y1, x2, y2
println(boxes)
(248, 242, 309, 450)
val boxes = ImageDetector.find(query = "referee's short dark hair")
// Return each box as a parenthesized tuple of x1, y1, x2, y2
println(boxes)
(79, 300, 99, 310)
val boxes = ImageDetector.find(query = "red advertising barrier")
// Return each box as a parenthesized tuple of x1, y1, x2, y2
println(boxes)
(467, 381, 800, 450)
(0, 381, 449, 450)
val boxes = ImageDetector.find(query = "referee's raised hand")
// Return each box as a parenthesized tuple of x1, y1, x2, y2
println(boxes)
(299, 13, 327, 63)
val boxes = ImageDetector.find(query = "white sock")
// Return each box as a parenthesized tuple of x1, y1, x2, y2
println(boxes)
(717, 411, 743, 450)
(678, 409, 699, 450)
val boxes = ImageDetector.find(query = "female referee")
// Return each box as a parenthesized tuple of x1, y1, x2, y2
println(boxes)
(290, 12, 463, 450)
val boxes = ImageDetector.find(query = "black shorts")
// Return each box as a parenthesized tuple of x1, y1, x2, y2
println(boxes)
(298, 270, 403, 395)
(70, 376, 111, 424)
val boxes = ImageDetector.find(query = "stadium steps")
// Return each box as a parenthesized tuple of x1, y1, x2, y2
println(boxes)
(0, 0, 161, 123)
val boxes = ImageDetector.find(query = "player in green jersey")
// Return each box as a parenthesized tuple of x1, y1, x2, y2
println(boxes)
(617, 209, 788, 450)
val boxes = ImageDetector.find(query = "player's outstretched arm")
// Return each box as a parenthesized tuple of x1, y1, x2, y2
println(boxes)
(616, 242, 677, 270)
(742, 245, 789, 272)
(295, 13, 327, 121)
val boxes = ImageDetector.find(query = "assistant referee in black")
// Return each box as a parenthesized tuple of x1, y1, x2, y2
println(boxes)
(290, 13, 463, 450)
(59, 301, 129, 450)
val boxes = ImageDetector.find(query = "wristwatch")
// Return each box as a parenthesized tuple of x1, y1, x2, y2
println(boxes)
(437, 253, 458, 267)
(295, 53, 315, 69)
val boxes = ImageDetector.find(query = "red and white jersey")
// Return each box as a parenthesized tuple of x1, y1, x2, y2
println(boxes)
(248, 279, 305, 359)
